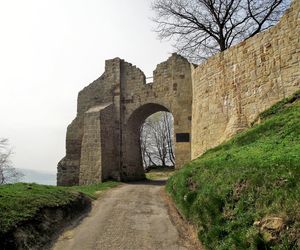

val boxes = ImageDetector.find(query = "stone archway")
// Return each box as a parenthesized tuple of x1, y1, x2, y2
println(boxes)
(57, 54, 193, 186)
(121, 103, 170, 181)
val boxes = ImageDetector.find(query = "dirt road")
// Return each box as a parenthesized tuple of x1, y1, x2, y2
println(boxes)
(52, 180, 197, 250)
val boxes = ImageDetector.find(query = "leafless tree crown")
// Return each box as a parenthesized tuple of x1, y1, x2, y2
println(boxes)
(152, 0, 291, 62)
(0, 138, 23, 184)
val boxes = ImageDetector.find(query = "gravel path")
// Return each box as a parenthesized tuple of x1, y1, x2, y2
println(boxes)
(52, 180, 195, 250)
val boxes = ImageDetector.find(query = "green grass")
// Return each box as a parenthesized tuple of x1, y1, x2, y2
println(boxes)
(145, 167, 175, 180)
(0, 181, 119, 235)
(70, 181, 120, 198)
(166, 91, 300, 250)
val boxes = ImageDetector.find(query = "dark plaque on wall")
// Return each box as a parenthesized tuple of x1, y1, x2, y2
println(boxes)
(176, 133, 190, 142)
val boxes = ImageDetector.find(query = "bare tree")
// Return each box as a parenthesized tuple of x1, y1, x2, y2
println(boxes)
(152, 0, 291, 62)
(162, 112, 175, 165)
(140, 121, 158, 167)
(0, 138, 23, 184)
(140, 112, 175, 169)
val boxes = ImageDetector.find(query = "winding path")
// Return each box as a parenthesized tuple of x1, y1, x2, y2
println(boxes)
(52, 180, 198, 250)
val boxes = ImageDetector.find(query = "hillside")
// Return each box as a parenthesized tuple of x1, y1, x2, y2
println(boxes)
(167, 91, 300, 249)
(0, 181, 119, 249)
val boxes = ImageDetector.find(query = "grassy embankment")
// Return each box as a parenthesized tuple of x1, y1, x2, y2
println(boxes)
(167, 91, 300, 249)
(0, 181, 119, 236)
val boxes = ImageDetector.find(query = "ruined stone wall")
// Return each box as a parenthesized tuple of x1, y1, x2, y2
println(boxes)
(191, 0, 300, 158)
(153, 55, 193, 168)
(57, 60, 121, 186)
(78, 103, 118, 185)
(121, 54, 193, 180)
(79, 106, 103, 185)
(58, 55, 193, 185)
(100, 104, 120, 180)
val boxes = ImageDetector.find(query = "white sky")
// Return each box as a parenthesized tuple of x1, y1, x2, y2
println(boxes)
(0, 0, 173, 173)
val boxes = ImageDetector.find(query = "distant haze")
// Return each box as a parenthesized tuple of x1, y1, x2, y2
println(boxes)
(0, 0, 172, 173)
(18, 168, 56, 186)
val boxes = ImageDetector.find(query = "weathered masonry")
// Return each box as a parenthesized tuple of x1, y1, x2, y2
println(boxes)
(58, 54, 193, 185)
(58, 0, 299, 186)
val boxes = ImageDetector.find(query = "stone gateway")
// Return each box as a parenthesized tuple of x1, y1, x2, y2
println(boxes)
(58, 55, 193, 185)
(58, 0, 299, 186)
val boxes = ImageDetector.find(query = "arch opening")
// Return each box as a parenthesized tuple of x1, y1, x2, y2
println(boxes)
(122, 103, 174, 181)
(140, 111, 175, 171)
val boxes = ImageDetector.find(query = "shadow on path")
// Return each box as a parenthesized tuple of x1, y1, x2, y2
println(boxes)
(125, 179, 167, 186)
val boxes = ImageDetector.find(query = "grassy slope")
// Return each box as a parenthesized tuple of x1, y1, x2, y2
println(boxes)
(167, 91, 300, 250)
(0, 181, 119, 235)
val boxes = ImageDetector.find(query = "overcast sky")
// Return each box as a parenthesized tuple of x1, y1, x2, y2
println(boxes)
(0, 0, 173, 173)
